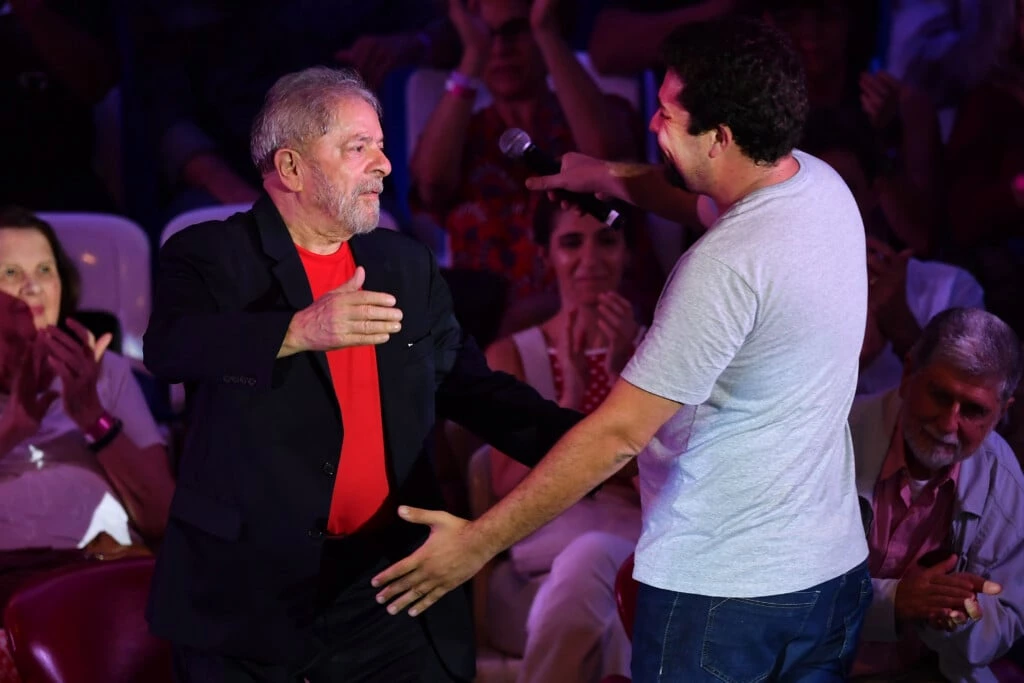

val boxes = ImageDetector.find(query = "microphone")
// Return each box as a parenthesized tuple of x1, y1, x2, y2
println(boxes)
(499, 128, 624, 230)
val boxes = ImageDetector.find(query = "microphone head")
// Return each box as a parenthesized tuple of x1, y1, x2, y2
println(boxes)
(498, 128, 532, 160)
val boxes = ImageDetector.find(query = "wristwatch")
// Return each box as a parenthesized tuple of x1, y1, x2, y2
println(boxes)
(84, 412, 124, 452)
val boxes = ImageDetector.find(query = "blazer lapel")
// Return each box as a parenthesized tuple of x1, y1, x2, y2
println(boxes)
(253, 196, 334, 392)
(348, 233, 400, 369)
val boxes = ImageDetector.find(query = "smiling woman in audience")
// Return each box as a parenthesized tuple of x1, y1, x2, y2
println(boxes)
(481, 198, 644, 683)
(0, 206, 174, 554)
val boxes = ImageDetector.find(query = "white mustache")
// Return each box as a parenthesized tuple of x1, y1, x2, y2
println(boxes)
(923, 426, 959, 446)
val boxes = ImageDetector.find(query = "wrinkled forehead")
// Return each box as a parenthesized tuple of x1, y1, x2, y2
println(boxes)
(322, 95, 383, 139)
(913, 361, 1007, 406)
(0, 227, 55, 262)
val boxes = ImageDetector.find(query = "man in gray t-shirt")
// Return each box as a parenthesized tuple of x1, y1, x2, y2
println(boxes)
(374, 17, 872, 682)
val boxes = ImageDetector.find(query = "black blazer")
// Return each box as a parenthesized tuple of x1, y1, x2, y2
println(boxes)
(143, 197, 579, 677)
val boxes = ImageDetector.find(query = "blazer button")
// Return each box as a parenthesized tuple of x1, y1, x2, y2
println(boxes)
(307, 528, 324, 540)
(322, 462, 336, 477)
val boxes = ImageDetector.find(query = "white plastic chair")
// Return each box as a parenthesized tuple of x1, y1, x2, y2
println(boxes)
(36, 212, 151, 361)
(161, 203, 399, 246)
(159, 203, 253, 247)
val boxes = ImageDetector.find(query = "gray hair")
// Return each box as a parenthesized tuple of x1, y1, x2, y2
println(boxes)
(250, 67, 382, 175)
(908, 307, 1023, 402)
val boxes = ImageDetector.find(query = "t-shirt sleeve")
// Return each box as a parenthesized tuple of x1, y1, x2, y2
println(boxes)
(948, 268, 985, 310)
(622, 252, 757, 405)
(100, 354, 166, 449)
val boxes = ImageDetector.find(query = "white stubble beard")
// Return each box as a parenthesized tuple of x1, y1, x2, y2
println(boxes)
(311, 164, 380, 236)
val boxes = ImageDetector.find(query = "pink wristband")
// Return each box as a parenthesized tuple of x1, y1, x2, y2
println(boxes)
(83, 412, 118, 444)
(445, 79, 478, 100)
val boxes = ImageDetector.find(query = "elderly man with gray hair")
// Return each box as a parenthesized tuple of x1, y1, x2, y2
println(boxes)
(848, 307, 1024, 682)
(143, 66, 579, 682)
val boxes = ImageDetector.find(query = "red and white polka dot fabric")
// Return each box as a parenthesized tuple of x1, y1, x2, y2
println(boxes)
(547, 347, 615, 414)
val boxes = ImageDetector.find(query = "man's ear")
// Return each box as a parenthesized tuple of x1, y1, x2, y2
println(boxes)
(274, 148, 303, 192)
(708, 124, 734, 159)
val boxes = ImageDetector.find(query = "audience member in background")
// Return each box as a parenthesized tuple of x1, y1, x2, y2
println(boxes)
(0, 207, 174, 555)
(946, 0, 1024, 337)
(133, 0, 449, 214)
(761, 0, 876, 111)
(799, 114, 984, 396)
(0, 0, 118, 210)
(858, 236, 984, 397)
(0, 205, 174, 683)
(410, 0, 639, 306)
(482, 199, 643, 682)
(885, 0, 1017, 111)
(587, 0, 742, 76)
(765, 0, 942, 256)
(849, 308, 1024, 682)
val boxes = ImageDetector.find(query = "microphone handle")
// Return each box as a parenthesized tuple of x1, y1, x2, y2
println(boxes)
(522, 144, 624, 230)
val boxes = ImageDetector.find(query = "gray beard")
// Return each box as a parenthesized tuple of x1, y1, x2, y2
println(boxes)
(312, 167, 380, 235)
(903, 425, 966, 473)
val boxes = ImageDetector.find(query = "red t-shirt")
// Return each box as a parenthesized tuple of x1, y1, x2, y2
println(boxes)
(296, 242, 389, 535)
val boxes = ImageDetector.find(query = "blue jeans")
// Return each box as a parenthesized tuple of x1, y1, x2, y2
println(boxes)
(632, 561, 871, 683)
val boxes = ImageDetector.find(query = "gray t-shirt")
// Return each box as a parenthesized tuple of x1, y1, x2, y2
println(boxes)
(622, 150, 869, 597)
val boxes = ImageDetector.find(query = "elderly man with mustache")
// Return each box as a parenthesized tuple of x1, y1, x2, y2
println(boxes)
(849, 307, 1024, 682)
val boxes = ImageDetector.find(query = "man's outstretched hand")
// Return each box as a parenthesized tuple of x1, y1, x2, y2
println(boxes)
(371, 507, 494, 617)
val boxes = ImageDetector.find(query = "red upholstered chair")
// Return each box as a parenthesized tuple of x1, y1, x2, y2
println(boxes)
(3, 556, 172, 683)
(599, 553, 639, 683)
(992, 656, 1024, 682)
(614, 553, 638, 643)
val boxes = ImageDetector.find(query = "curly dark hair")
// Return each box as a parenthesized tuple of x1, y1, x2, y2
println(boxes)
(0, 205, 81, 322)
(660, 17, 809, 164)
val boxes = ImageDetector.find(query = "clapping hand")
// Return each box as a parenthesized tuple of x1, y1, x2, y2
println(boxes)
(449, 0, 491, 74)
(0, 338, 58, 446)
(866, 236, 912, 322)
(38, 318, 112, 431)
(596, 291, 638, 377)
(334, 33, 427, 90)
(554, 308, 590, 408)
(895, 555, 1002, 630)
(859, 71, 903, 131)
(529, 0, 561, 34)
(0, 294, 56, 445)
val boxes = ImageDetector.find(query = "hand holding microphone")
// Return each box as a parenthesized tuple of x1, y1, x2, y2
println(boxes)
(499, 128, 626, 230)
